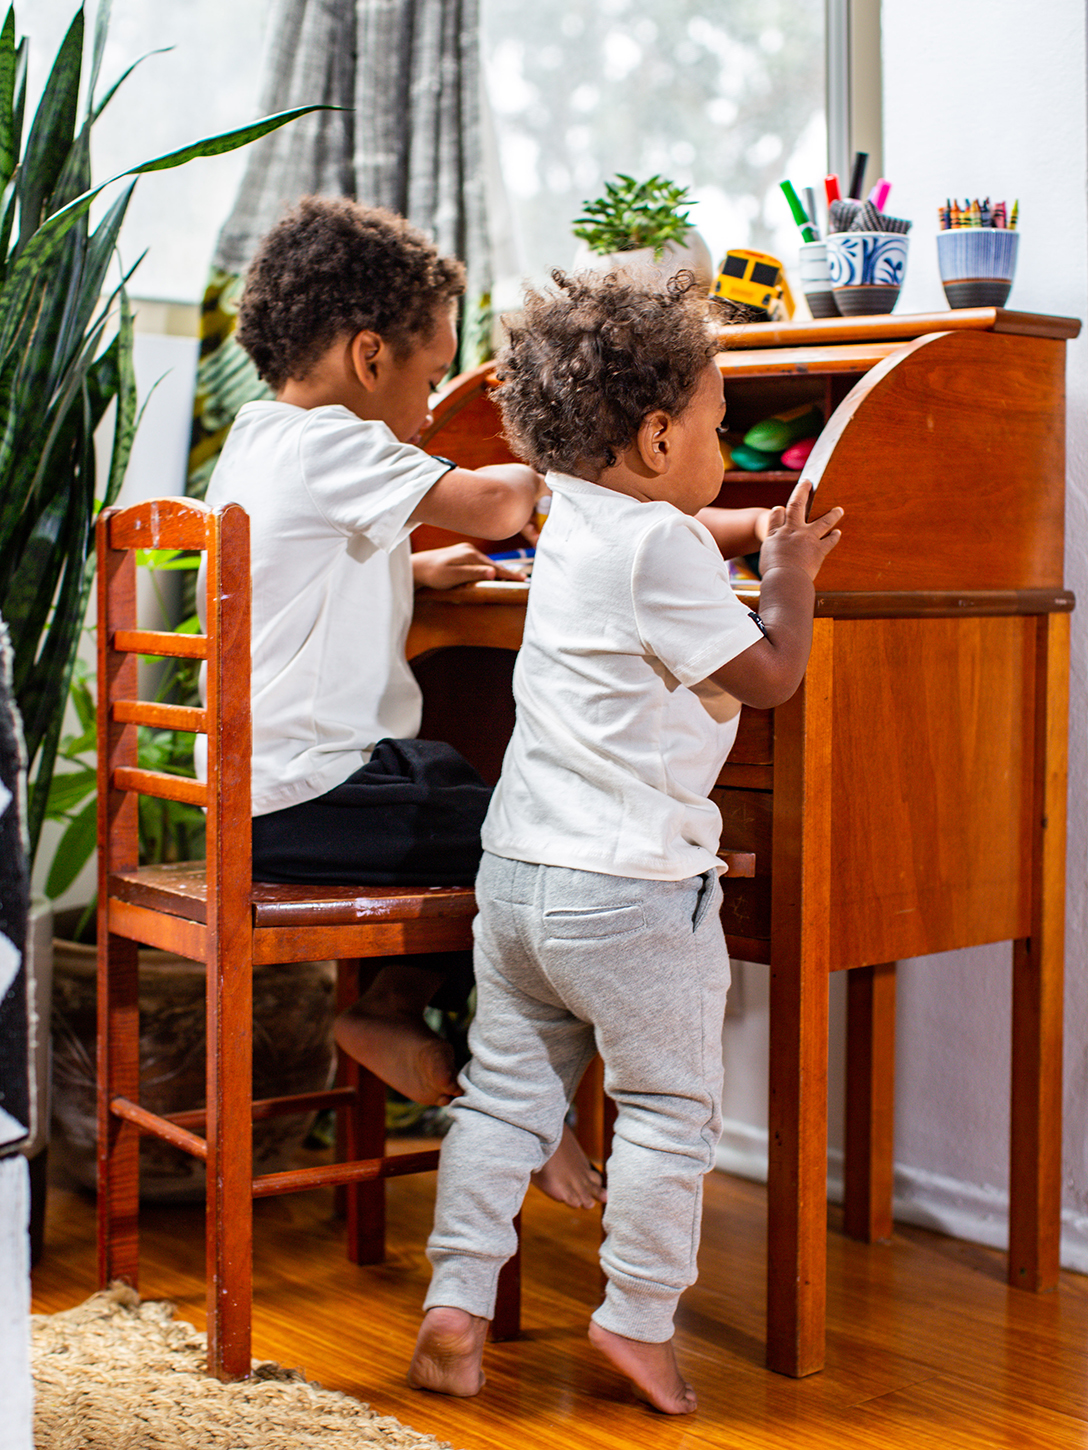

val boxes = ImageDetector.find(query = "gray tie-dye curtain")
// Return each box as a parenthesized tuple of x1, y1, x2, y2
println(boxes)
(189, 0, 492, 496)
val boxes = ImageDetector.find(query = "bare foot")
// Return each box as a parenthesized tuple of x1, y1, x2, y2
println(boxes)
(408, 1306, 488, 1396)
(588, 1320, 697, 1415)
(530, 1122, 606, 1208)
(334, 1005, 461, 1106)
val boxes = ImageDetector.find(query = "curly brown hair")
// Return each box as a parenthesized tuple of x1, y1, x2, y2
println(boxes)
(236, 197, 466, 388)
(494, 270, 718, 478)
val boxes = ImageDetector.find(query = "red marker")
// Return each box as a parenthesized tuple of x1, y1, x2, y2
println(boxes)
(824, 174, 841, 205)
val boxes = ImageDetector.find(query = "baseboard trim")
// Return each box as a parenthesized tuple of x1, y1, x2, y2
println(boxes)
(714, 1118, 1088, 1274)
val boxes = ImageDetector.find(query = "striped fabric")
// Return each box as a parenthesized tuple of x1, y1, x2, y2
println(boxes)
(189, 0, 493, 497)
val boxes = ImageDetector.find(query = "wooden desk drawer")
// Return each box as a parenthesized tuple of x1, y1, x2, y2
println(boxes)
(714, 785, 772, 949)
(729, 706, 773, 764)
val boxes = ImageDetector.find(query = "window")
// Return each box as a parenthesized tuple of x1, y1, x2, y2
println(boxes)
(481, 0, 827, 295)
(24, 0, 270, 306)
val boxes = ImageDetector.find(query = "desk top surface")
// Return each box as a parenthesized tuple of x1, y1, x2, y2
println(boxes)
(712, 308, 1081, 352)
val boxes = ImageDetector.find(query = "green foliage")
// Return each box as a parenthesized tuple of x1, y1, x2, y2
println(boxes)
(0, 1, 324, 877)
(572, 173, 694, 258)
(44, 555, 206, 904)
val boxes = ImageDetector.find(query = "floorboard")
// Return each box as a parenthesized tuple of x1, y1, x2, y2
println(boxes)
(31, 1151, 1088, 1449)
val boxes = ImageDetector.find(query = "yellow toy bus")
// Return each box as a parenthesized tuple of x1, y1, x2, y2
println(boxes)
(711, 249, 795, 320)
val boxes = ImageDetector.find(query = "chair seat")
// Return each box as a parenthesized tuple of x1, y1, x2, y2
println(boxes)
(108, 861, 478, 927)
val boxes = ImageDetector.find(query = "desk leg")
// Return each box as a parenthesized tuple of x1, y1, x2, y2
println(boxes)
(844, 962, 896, 1243)
(1009, 612, 1068, 1292)
(767, 620, 833, 1378)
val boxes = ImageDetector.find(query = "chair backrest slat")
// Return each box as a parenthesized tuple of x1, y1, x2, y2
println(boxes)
(112, 701, 206, 733)
(113, 766, 207, 807)
(112, 629, 208, 661)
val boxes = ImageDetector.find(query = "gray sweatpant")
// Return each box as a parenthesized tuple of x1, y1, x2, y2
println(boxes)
(424, 850, 730, 1343)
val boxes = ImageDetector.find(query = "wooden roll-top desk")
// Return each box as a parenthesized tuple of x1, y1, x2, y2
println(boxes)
(410, 309, 1079, 1377)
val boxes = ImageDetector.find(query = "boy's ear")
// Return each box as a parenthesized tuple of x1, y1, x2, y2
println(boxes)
(634, 409, 673, 475)
(349, 329, 386, 392)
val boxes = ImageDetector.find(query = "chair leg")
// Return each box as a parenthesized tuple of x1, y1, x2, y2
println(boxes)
(335, 960, 387, 1264)
(346, 1066, 388, 1264)
(205, 935, 254, 1380)
(573, 1055, 607, 1163)
(843, 963, 896, 1243)
(97, 932, 141, 1291)
(491, 1212, 522, 1341)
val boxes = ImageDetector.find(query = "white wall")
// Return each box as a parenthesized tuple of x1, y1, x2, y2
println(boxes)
(717, 0, 1088, 1270)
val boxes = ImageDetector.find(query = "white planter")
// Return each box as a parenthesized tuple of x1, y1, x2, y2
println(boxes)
(571, 229, 715, 289)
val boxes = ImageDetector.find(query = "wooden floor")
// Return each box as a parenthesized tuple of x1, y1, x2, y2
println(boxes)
(32, 1150, 1088, 1450)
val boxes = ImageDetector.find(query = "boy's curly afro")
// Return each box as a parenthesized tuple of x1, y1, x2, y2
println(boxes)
(236, 197, 466, 389)
(494, 270, 718, 478)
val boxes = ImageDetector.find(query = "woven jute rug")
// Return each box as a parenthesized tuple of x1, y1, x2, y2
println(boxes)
(32, 1284, 458, 1450)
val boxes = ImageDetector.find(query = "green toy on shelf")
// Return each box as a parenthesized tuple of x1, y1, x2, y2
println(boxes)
(743, 402, 822, 453)
(729, 442, 782, 471)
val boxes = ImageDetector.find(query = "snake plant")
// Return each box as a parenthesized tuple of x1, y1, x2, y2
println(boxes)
(0, 1, 322, 873)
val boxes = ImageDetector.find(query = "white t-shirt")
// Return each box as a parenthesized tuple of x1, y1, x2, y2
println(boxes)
(199, 402, 451, 816)
(482, 472, 765, 881)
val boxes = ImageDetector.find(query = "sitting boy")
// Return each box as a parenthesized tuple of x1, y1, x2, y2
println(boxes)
(202, 196, 599, 1205)
(409, 271, 844, 1412)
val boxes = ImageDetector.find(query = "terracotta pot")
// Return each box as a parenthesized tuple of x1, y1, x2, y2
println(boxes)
(50, 909, 336, 1201)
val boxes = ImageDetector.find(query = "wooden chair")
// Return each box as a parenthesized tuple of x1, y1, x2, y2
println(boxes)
(95, 495, 519, 1380)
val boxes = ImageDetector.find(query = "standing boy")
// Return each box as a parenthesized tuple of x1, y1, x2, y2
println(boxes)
(410, 271, 844, 1413)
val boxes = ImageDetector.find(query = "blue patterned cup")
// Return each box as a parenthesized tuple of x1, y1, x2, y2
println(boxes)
(936, 228, 1018, 308)
(798, 241, 840, 318)
(826, 231, 909, 315)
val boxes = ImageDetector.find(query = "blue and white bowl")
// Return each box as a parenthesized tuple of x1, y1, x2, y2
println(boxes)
(826, 231, 909, 315)
(936, 229, 1018, 308)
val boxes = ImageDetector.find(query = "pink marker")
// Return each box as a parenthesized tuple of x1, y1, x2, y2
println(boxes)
(868, 179, 892, 211)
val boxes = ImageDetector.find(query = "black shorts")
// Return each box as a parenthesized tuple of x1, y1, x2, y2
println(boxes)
(251, 738, 491, 1005)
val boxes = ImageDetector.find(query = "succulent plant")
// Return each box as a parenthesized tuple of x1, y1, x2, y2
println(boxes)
(572, 173, 695, 259)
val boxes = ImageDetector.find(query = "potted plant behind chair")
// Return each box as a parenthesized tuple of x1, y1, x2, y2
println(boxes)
(0, 2, 330, 1206)
(571, 172, 715, 287)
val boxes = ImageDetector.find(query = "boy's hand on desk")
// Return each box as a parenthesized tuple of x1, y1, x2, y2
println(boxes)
(412, 543, 527, 590)
(758, 478, 843, 581)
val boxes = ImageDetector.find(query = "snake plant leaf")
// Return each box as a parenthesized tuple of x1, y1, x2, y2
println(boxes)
(0, 171, 18, 277)
(95, 290, 135, 512)
(15, 7, 82, 252)
(51, 181, 131, 394)
(87, 0, 110, 118)
(0, 8, 25, 187)
(128, 104, 337, 174)
(0, 269, 116, 563)
(92, 47, 173, 124)
(20, 399, 97, 851)
(49, 112, 91, 216)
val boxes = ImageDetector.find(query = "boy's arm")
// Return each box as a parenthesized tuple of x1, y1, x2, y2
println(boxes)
(410, 463, 543, 541)
(695, 505, 772, 559)
(705, 481, 843, 710)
